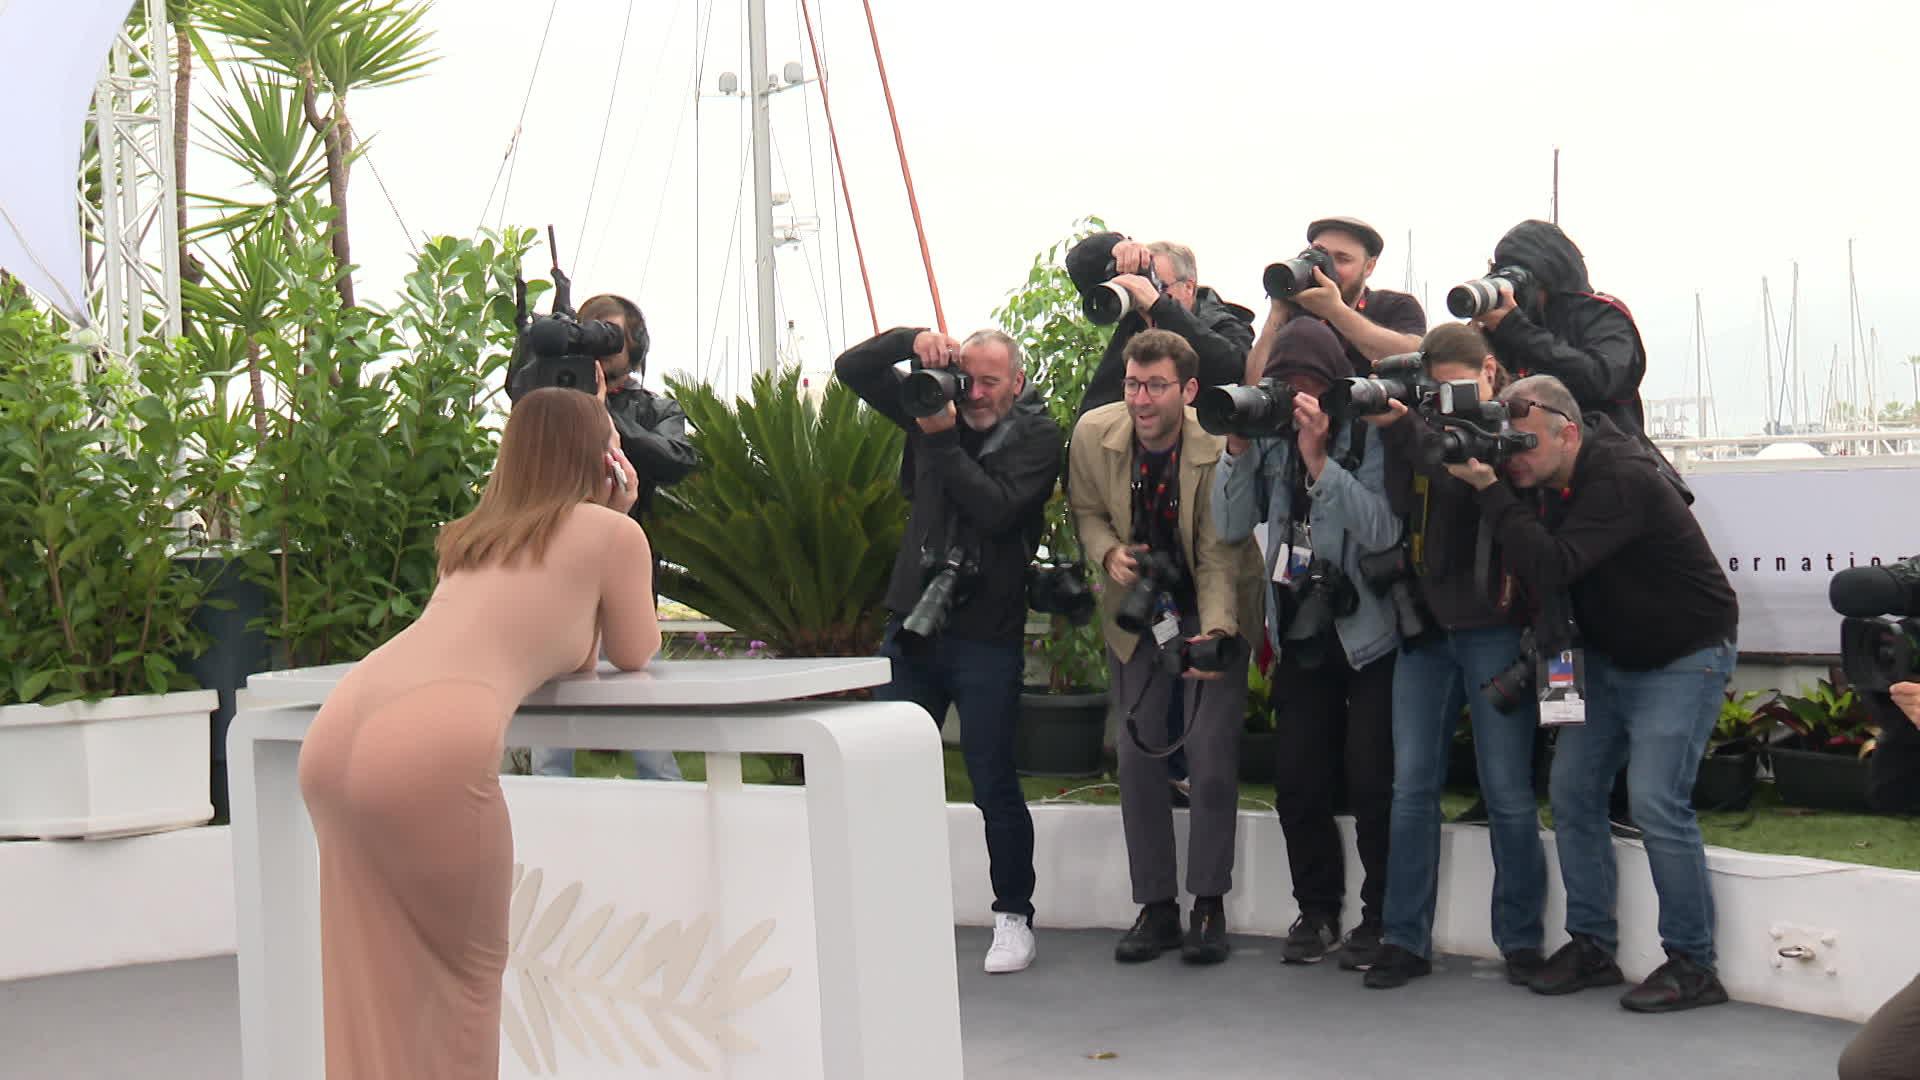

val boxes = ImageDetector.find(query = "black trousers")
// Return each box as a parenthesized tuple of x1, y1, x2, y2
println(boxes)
(1869, 701, 1920, 814)
(1271, 643, 1397, 928)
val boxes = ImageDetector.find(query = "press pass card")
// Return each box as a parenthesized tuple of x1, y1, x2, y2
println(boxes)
(1537, 649, 1587, 727)
(1275, 522, 1313, 585)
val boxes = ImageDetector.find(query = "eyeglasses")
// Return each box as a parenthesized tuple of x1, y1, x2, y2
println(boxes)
(1511, 398, 1575, 424)
(1123, 378, 1182, 398)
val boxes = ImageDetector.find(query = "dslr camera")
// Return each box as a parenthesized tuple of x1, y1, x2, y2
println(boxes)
(1028, 560, 1096, 625)
(902, 366, 972, 418)
(1115, 549, 1186, 636)
(1356, 542, 1430, 642)
(1485, 590, 1580, 713)
(1832, 557, 1920, 692)
(1421, 381, 1539, 466)
(1196, 378, 1298, 439)
(1081, 256, 1165, 326)
(1447, 264, 1538, 319)
(1263, 247, 1336, 300)
(1159, 633, 1248, 676)
(1321, 352, 1436, 419)
(511, 226, 628, 395)
(898, 545, 978, 651)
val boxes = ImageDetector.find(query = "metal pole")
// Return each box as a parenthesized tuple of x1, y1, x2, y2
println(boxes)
(746, 0, 778, 375)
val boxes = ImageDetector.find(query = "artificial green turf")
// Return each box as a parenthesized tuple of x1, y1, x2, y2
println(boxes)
(564, 748, 1920, 872)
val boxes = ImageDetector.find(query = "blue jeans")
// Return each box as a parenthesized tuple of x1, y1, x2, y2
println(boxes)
(530, 746, 684, 780)
(1382, 625, 1547, 960)
(876, 616, 1036, 919)
(1550, 640, 1734, 967)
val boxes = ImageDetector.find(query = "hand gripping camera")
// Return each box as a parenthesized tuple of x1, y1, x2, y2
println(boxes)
(1196, 378, 1298, 439)
(1082, 256, 1165, 326)
(1446, 264, 1539, 319)
(1833, 557, 1920, 692)
(1420, 381, 1539, 467)
(510, 226, 628, 396)
(1263, 247, 1337, 300)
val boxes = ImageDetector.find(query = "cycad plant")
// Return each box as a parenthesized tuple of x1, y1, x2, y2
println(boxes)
(648, 368, 907, 658)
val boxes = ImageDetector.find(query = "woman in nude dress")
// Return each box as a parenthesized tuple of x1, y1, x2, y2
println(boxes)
(297, 387, 662, 1078)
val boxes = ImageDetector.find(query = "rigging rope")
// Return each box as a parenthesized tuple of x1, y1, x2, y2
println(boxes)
(798, 0, 877, 337)
(859, 0, 945, 333)
(574, 0, 638, 263)
(479, 0, 561, 236)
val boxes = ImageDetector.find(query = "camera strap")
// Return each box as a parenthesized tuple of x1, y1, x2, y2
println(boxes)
(1123, 664, 1202, 760)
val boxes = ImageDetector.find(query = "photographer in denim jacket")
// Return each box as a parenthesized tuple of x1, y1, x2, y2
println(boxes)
(1212, 318, 1404, 970)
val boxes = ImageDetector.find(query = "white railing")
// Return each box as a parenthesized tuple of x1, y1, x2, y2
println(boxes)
(1654, 429, 1920, 471)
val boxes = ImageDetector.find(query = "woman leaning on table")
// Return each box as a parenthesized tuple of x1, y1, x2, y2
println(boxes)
(296, 386, 662, 1079)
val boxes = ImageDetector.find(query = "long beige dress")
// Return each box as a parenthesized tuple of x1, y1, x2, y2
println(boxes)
(296, 503, 658, 1079)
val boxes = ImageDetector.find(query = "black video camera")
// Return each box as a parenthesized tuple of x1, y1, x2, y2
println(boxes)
(1833, 557, 1920, 692)
(902, 367, 973, 418)
(1115, 549, 1186, 636)
(1196, 378, 1298, 439)
(1264, 247, 1336, 300)
(1419, 381, 1538, 466)
(1082, 257, 1164, 326)
(1159, 632, 1248, 677)
(510, 226, 628, 396)
(1028, 560, 1096, 626)
(1447, 264, 1538, 319)
(1322, 352, 1436, 420)
(898, 545, 977, 651)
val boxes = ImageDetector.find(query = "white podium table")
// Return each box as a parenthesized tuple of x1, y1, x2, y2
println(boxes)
(228, 658, 962, 1079)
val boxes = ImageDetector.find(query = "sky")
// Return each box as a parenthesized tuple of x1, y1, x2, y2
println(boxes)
(197, 0, 1920, 436)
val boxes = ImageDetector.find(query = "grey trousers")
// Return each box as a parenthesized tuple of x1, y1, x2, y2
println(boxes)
(1110, 616, 1248, 905)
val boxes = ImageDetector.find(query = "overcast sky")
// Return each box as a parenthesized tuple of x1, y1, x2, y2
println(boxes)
(265, 0, 1920, 435)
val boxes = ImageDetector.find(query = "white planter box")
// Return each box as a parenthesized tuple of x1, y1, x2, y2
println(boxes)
(0, 689, 218, 840)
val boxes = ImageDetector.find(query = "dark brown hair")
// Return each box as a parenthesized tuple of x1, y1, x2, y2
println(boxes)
(1420, 323, 1513, 393)
(436, 387, 612, 576)
(578, 293, 649, 375)
(1123, 328, 1199, 384)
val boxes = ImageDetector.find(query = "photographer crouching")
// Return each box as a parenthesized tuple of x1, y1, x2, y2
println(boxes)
(1065, 233, 1255, 417)
(1210, 318, 1406, 969)
(833, 324, 1061, 975)
(508, 290, 698, 782)
(1068, 330, 1262, 966)
(1337, 324, 1549, 990)
(1447, 374, 1737, 1012)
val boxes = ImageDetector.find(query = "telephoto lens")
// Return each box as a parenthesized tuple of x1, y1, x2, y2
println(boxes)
(1263, 247, 1335, 299)
(1483, 646, 1538, 714)
(901, 368, 972, 418)
(1195, 379, 1297, 439)
(1446, 265, 1537, 319)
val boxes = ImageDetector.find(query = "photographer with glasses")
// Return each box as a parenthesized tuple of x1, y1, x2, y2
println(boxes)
(1066, 233, 1255, 418)
(1069, 330, 1262, 966)
(1254, 216, 1427, 379)
(1211, 318, 1405, 970)
(1352, 323, 1549, 991)
(833, 323, 1062, 975)
(1446, 374, 1738, 1013)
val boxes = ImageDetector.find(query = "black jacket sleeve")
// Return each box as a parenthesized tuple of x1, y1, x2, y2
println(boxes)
(613, 392, 698, 485)
(917, 416, 1063, 536)
(1473, 471, 1643, 593)
(1148, 296, 1253, 389)
(832, 326, 922, 432)
(1065, 231, 1124, 295)
(1490, 298, 1644, 414)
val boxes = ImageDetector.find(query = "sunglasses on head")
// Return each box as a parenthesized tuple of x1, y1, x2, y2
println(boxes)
(1508, 398, 1575, 424)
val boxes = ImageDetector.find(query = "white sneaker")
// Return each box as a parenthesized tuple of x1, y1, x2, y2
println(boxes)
(984, 913, 1036, 974)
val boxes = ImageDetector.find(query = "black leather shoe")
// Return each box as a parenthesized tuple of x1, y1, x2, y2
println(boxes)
(1181, 898, 1230, 965)
(1504, 947, 1548, 986)
(1527, 935, 1624, 995)
(1620, 952, 1729, 1013)
(1115, 901, 1183, 963)
(1362, 944, 1432, 989)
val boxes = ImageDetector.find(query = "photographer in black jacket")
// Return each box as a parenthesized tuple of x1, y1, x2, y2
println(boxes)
(1447, 374, 1738, 1014)
(1467, 221, 1647, 438)
(1067, 233, 1255, 418)
(834, 324, 1062, 976)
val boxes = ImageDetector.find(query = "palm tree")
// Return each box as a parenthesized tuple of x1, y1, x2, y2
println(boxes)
(200, 0, 437, 307)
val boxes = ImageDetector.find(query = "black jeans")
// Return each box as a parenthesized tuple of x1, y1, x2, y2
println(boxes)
(876, 616, 1036, 919)
(1271, 644, 1397, 928)
(1869, 698, 1920, 813)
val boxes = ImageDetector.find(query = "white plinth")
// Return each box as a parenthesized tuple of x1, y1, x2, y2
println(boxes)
(227, 659, 961, 1080)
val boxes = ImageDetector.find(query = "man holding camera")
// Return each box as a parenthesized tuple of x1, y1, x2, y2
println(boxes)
(1255, 217, 1426, 379)
(833, 324, 1061, 975)
(1213, 318, 1405, 969)
(1068, 329, 1262, 965)
(1445, 374, 1737, 1013)
(1066, 232, 1255, 418)
(1355, 324, 1549, 990)
(1464, 220, 1647, 438)
(511, 293, 698, 782)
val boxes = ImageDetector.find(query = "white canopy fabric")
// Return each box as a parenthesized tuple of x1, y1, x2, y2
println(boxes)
(0, 0, 139, 324)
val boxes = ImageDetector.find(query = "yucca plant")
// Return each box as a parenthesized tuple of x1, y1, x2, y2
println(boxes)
(648, 367, 907, 657)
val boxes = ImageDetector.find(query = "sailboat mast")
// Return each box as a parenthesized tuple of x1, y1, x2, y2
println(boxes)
(747, 0, 778, 374)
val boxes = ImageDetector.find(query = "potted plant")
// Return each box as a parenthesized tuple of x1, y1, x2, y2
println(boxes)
(1770, 671, 1880, 813)
(1692, 689, 1780, 812)
(993, 219, 1116, 777)
(0, 286, 220, 839)
(1239, 653, 1279, 785)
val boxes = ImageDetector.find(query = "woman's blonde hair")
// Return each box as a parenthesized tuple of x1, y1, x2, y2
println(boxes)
(436, 387, 611, 576)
